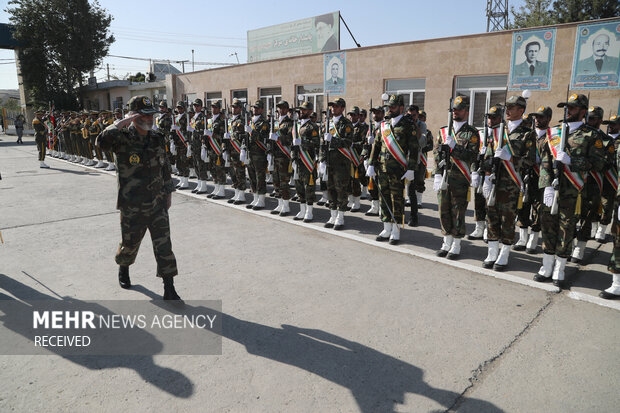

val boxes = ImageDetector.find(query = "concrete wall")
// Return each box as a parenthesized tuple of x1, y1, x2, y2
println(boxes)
(171, 19, 619, 135)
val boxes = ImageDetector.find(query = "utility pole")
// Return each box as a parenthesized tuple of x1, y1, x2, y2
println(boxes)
(192, 49, 194, 72)
(107, 63, 110, 81)
(181, 61, 185, 73)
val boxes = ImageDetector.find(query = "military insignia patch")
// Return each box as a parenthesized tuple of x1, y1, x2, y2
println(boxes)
(262, 125, 268, 130)
(537, 106, 545, 112)
(489, 107, 496, 113)
(569, 94, 578, 102)
(312, 130, 318, 136)
(345, 127, 351, 133)
(608, 146, 615, 153)
(469, 136, 478, 144)
(588, 106, 595, 112)
(143, 97, 150, 106)
(454, 96, 462, 105)
(129, 153, 140, 165)
(595, 140, 603, 148)
(611, 115, 618, 121)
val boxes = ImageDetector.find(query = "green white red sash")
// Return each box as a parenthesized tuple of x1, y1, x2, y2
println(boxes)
(250, 121, 268, 152)
(548, 126, 585, 191)
(438, 126, 471, 183)
(230, 138, 242, 153)
(491, 127, 523, 189)
(419, 152, 427, 167)
(299, 147, 314, 172)
(329, 124, 356, 165)
(604, 169, 618, 191)
(590, 171, 603, 193)
(275, 121, 292, 158)
(173, 115, 188, 147)
(381, 121, 407, 169)
(208, 134, 222, 155)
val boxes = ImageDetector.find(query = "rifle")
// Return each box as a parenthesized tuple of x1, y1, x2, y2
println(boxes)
(550, 85, 570, 215)
(476, 113, 488, 194)
(439, 98, 453, 190)
(322, 92, 330, 173)
(487, 87, 509, 207)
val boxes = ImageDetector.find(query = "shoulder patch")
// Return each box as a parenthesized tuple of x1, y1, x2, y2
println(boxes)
(469, 135, 479, 144)
(262, 125, 268, 131)
(312, 130, 318, 136)
(345, 126, 351, 133)
(595, 139, 603, 149)
(608, 145, 615, 154)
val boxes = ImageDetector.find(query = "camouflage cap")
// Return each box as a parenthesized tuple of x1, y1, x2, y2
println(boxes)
(128, 96, 158, 115)
(486, 105, 503, 117)
(114, 108, 122, 114)
(176, 101, 186, 109)
(298, 101, 313, 111)
(231, 98, 243, 108)
(251, 100, 264, 109)
(192, 98, 203, 107)
(386, 95, 403, 107)
(89, 110, 98, 115)
(419, 110, 427, 118)
(347, 106, 360, 115)
(276, 100, 289, 109)
(453, 95, 470, 110)
(530, 105, 552, 118)
(587, 106, 604, 119)
(370, 106, 385, 113)
(360, 109, 367, 116)
(159, 100, 168, 108)
(558, 93, 588, 109)
(602, 114, 620, 125)
(210, 100, 221, 109)
(328, 98, 346, 107)
(506, 95, 527, 108)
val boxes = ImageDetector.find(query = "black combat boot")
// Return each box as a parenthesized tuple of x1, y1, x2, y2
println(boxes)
(118, 265, 131, 289)
(163, 276, 182, 301)
(408, 201, 419, 227)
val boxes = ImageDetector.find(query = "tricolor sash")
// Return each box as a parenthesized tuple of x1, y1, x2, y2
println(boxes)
(491, 127, 523, 189)
(329, 124, 356, 165)
(380, 121, 407, 169)
(439, 127, 471, 183)
(275, 121, 293, 158)
(230, 138, 242, 153)
(299, 147, 314, 172)
(419, 152, 428, 167)
(250, 121, 268, 152)
(173, 115, 188, 147)
(590, 171, 603, 194)
(208, 134, 222, 156)
(604, 169, 618, 192)
(547, 126, 585, 191)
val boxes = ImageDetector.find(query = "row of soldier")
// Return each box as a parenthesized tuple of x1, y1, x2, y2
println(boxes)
(39, 93, 620, 300)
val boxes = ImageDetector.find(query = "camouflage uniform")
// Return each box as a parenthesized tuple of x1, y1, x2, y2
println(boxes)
(272, 107, 294, 201)
(602, 115, 620, 298)
(247, 102, 270, 196)
(155, 109, 173, 167)
(349, 107, 368, 202)
(189, 103, 209, 182)
(516, 127, 546, 238)
(227, 108, 248, 195)
(172, 103, 190, 179)
(32, 112, 47, 162)
(96, 97, 177, 279)
(295, 112, 321, 206)
(207, 109, 227, 187)
(89, 113, 104, 164)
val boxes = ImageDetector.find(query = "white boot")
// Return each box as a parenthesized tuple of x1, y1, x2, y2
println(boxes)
(535, 253, 555, 281)
(376, 222, 392, 241)
(361, 186, 369, 199)
(416, 191, 423, 207)
(590, 221, 599, 239)
(177, 177, 189, 189)
(39, 161, 49, 169)
(303, 205, 313, 222)
(595, 224, 607, 243)
(265, 173, 273, 184)
(172, 165, 179, 175)
(247, 193, 259, 208)
(526, 231, 539, 253)
(350, 196, 361, 212)
(87, 159, 96, 166)
(447, 238, 461, 258)
(483, 227, 488, 243)
(192, 180, 202, 193)
(389, 223, 400, 245)
(552, 256, 568, 287)
(214, 184, 226, 199)
(271, 199, 283, 215)
(494, 244, 511, 270)
(201, 180, 210, 193)
(105, 163, 115, 171)
(602, 274, 620, 297)
(229, 189, 239, 203)
(468, 221, 486, 240)
(570, 240, 586, 264)
(236, 190, 246, 204)
(334, 210, 345, 230)
(253, 194, 265, 210)
(295, 204, 307, 220)
(513, 227, 528, 250)
(347, 195, 354, 208)
(280, 200, 290, 216)
(483, 241, 499, 268)
(289, 176, 295, 186)
(207, 184, 219, 198)
(189, 168, 196, 178)
(324, 209, 337, 228)
(437, 235, 454, 257)
(318, 194, 329, 205)
(365, 199, 380, 216)
(95, 160, 105, 168)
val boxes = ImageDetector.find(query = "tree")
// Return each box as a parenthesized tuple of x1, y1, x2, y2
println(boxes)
(127, 72, 146, 83)
(5, 0, 114, 109)
(510, 0, 619, 28)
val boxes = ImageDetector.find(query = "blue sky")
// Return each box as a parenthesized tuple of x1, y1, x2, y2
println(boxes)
(0, 0, 527, 90)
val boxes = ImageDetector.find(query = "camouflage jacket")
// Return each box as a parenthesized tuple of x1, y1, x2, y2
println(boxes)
(481, 122, 533, 187)
(320, 115, 354, 162)
(352, 121, 369, 154)
(190, 112, 206, 143)
(32, 117, 46, 140)
(273, 115, 293, 158)
(538, 123, 606, 193)
(432, 122, 480, 182)
(228, 114, 246, 154)
(369, 115, 419, 172)
(97, 124, 175, 209)
(248, 115, 270, 154)
(297, 119, 321, 159)
(156, 112, 172, 139)
(172, 112, 189, 146)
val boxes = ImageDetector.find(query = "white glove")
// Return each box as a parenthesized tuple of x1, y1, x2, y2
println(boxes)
(445, 134, 456, 150)
(153, 123, 159, 131)
(223, 151, 229, 162)
(323, 133, 332, 143)
(200, 145, 208, 162)
(293, 138, 301, 146)
(244, 125, 252, 134)
(483, 175, 493, 199)
(187, 145, 192, 157)
(169, 140, 176, 156)
(269, 133, 278, 141)
(433, 174, 442, 192)
(204, 129, 213, 137)
(471, 171, 480, 188)
(363, 159, 369, 169)
(239, 148, 247, 164)
(494, 147, 511, 161)
(556, 150, 571, 165)
(318, 161, 327, 176)
(366, 165, 376, 178)
(367, 134, 375, 145)
(224, 132, 231, 140)
(267, 153, 273, 165)
(187, 125, 195, 133)
(618, 205, 620, 218)
(170, 125, 179, 131)
(543, 186, 555, 207)
(401, 170, 415, 181)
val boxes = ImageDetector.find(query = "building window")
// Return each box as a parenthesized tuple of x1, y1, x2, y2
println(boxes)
(296, 84, 324, 117)
(385, 78, 426, 110)
(455, 75, 508, 128)
(205, 92, 222, 108)
(113, 97, 123, 110)
(231, 89, 247, 105)
(259, 87, 282, 114)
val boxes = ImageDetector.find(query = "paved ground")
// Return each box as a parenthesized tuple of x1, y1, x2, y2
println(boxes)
(1, 134, 619, 413)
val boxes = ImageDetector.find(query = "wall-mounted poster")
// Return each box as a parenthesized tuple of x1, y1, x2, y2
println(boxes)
(571, 19, 620, 89)
(509, 28, 556, 90)
(324, 51, 346, 95)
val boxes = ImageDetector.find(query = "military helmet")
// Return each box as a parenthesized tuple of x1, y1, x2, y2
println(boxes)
(587, 106, 604, 119)
(453, 95, 470, 110)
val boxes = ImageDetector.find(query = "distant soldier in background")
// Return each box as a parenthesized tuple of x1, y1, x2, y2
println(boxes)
(363, 106, 384, 217)
(226, 99, 249, 205)
(601, 114, 620, 300)
(170, 101, 190, 190)
(205, 100, 227, 199)
(269, 100, 294, 216)
(245, 100, 270, 210)
(347, 106, 367, 212)
(32, 109, 50, 168)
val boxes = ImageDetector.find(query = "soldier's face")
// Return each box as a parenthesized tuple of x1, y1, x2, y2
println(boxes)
(488, 115, 501, 127)
(134, 114, 154, 132)
(372, 112, 384, 122)
(331, 105, 344, 116)
(587, 117, 602, 129)
(453, 108, 468, 121)
(277, 107, 288, 116)
(252, 107, 263, 116)
(300, 109, 311, 119)
(534, 115, 550, 129)
(177, 107, 185, 114)
(566, 106, 585, 122)
(193, 105, 202, 112)
(408, 111, 418, 121)
(348, 113, 359, 123)
(388, 105, 401, 117)
(232, 106, 241, 115)
(592, 35, 609, 58)
(609, 123, 620, 134)
(360, 114, 366, 122)
(505, 104, 525, 121)
(212, 107, 220, 115)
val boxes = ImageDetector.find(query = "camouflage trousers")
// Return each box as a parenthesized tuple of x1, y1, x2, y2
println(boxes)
(540, 193, 579, 258)
(486, 179, 520, 245)
(295, 163, 316, 204)
(516, 173, 542, 231)
(91, 135, 103, 160)
(377, 165, 405, 223)
(349, 164, 367, 197)
(576, 179, 601, 242)
(229, 151, 246, 190)
(327, 151, 351, 211)
(191, 139, 209, 181)
(35, 136, 46, 161)
(248, 150, 267, 194)
(175, 144, 190, 177)
(116, 201, 178, 278)
(438, 176, 470, 238)
(412, 161, 427, 193)
(607, 206, 620, 273)
(473, 191, 487, 222)
(68, 134, 78, 155)
(208, 151, 226, 185)
(273, 155, 291, 199)
(597, 179, 615, 226)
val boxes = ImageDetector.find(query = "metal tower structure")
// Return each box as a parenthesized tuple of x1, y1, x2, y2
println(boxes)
(486, 0, 509, 32)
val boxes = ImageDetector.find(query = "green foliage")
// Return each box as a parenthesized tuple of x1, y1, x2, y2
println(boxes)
(0, 96, 21, 111)
(128, 72, 146, 83)
(510, 0, 619, 29)
(5, 0, 114, 110)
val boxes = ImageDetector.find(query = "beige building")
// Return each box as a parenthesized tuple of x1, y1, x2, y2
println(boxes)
(81, 79, 168, 112)
(170, 18, 619, 135)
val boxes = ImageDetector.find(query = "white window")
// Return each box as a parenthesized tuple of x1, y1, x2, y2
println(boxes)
(296, 84, 324, 116)
(205, 92, 221, 108)
(385, 78, 426, 109)
(259, 87, 282, 114)
(455, 75, 508, 128)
